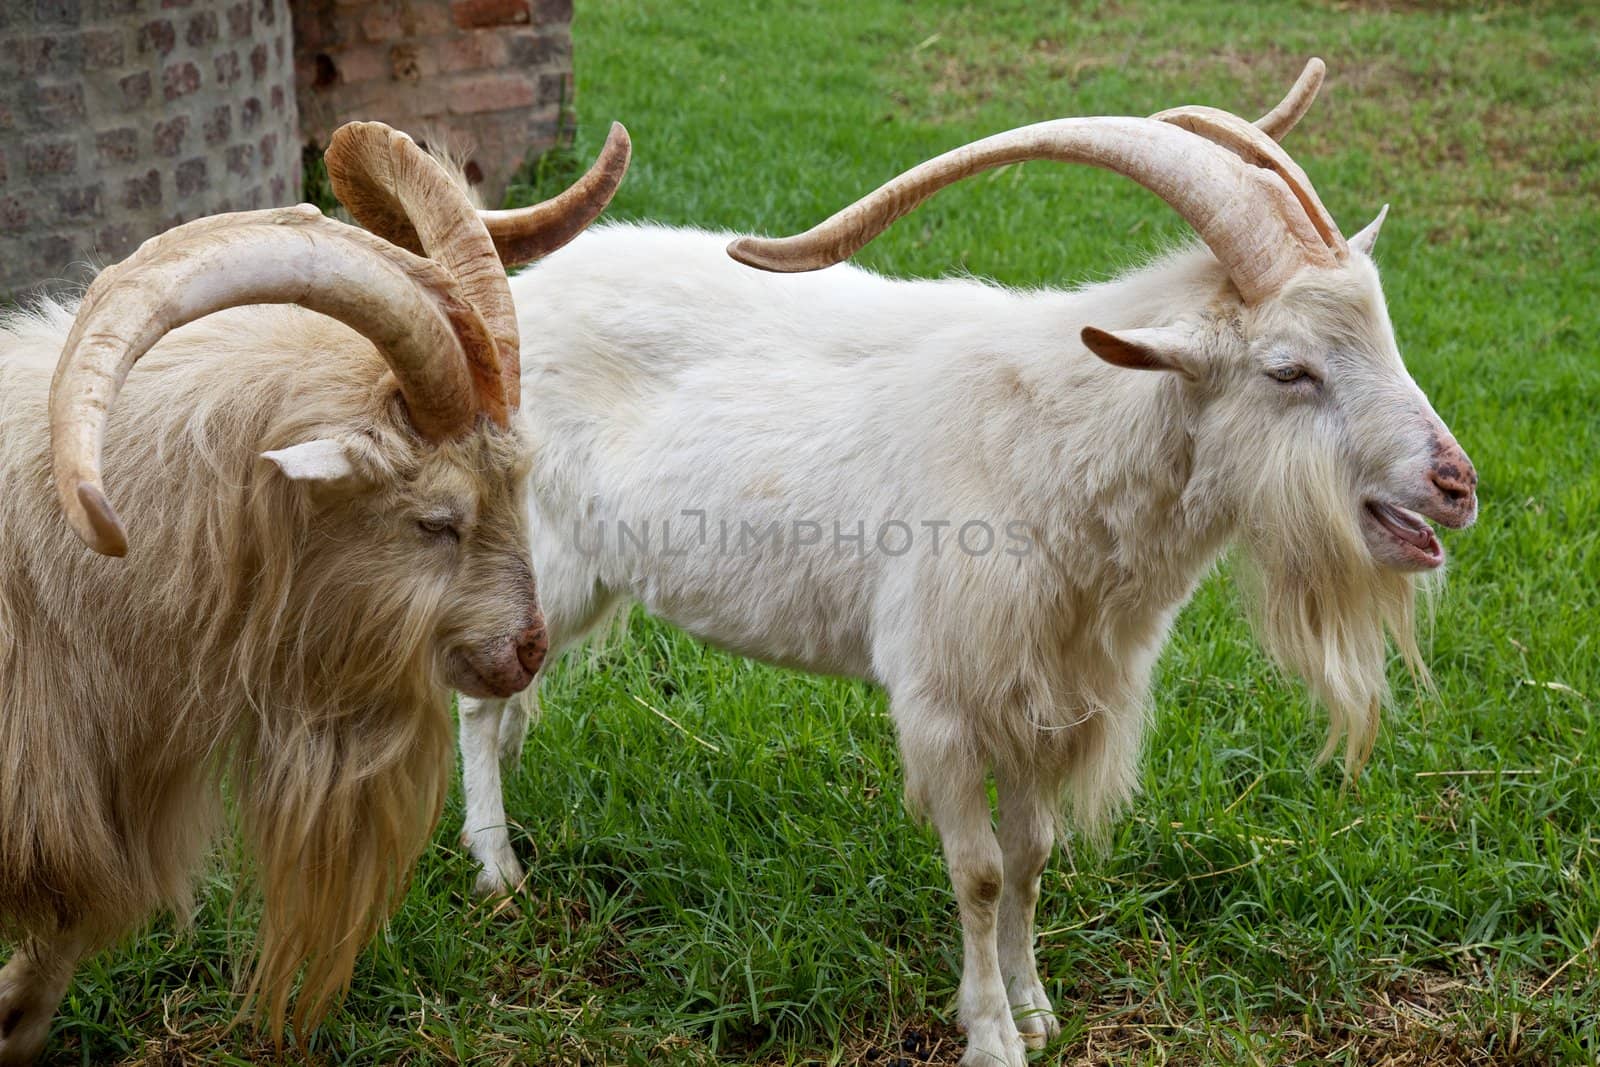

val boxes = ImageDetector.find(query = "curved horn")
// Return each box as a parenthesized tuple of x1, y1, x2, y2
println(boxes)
(325, 122, 515, 421)
(727, 115, 1336, 303)
(51, 205, 494, 557)
(1152, 104, 1347, 259)
(1251, 57, 1325, 140)
(478, 121, 633, 269)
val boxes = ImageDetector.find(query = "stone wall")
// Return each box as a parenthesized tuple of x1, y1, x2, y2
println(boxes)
(0, 0, 572, 299)
(292, 0, 572, 204)
(0, 0, 301, 299)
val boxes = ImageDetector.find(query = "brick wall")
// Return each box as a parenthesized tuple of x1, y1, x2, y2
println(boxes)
(292, 0, 572, 204)
(0, 0, 301, 299)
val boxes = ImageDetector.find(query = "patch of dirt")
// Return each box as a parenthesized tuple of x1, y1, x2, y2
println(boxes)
(765, 968, 1588, 1066)
(54, 1026, 313, 1067)
(1324, 0, 1580, 13)
(766, 1022, 964, 1066)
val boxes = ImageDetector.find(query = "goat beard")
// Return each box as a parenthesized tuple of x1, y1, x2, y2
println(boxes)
(212, 483, 457, 1041)
(1232, 450, 1430, 777)
(234, 685, 451, 1041)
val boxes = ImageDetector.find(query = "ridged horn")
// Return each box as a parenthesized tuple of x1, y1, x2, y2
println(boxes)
(1251, 57, 1325, 140)
(479, 121, 633, 269)
(1151, 103, 1347, 260)
(50, 205, 494, 556)
(727, 114, 1337, 303)
(325, 121, 516, 420)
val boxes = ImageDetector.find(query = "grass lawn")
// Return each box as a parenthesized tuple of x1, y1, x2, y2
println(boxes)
(29, 0, 1600, 1063)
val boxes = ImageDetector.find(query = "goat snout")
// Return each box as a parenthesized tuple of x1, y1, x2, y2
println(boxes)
(516, 616, 548, 676)
(1428, 437, 1478, 528)
(449, 616, 546, 700)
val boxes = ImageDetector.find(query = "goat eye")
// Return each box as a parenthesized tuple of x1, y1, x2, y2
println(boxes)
(418, 517, 459, 541)
(1267, 365, 1307, 383)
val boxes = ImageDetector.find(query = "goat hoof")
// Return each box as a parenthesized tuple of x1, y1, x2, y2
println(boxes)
(1014, 1003, 1060, 1047)
(473, 869, 510, 899)
(959, 1021, 1027, 1067)
(0, 973, 57, 1067)
(473, 855, 524, 899)
(1011, 979, 1059, 1048)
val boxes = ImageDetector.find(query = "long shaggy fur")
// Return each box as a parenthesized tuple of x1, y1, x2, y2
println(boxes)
(0, 301, 530, 1040)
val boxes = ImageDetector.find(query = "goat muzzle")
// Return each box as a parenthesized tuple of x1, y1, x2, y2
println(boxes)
(515, 617, 549, 676)
(1428, 437, 1478, 529)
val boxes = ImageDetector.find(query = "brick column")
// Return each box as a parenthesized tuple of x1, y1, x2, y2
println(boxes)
(291, 0, 571, 205)
(0, 0, 302, 300)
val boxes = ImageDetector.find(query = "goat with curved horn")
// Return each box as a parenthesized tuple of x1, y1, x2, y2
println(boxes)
(444, 58, 1477, 1067)
(1, 112, 632, 1061)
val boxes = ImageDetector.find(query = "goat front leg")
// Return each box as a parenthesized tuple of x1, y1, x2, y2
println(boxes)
(995, 768, 1060, 1047)
(0, 930, 85, 1066)
(901, 728, 1026, 1067)
(459, 694, 524, 897)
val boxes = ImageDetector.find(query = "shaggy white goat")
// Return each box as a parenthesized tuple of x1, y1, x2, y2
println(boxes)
(447, 63, 1475, 1066)
(0, 122, 627, 1063)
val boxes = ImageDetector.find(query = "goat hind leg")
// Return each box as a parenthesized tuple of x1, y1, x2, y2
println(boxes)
(459, 694, 524, 897)
(496, 687, 540, 767)
(995, 767, 1060, 1047)
(0, 931, 84, 1066)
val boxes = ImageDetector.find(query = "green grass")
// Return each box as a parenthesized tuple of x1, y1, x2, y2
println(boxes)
(29, 1, 1600, 1063)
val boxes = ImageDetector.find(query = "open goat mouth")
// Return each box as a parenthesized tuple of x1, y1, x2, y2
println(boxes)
(1364, 500, 1444, 570)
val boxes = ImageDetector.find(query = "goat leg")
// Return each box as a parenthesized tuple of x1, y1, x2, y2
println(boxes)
(995, 767, 1061, 1047)
(459, 694, 526, 897)
(0, 929, 85, 1066)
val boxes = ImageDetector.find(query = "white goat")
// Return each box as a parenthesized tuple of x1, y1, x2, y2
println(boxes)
(0, 123, 627, 1063)
(442, 62, 1475, 1065)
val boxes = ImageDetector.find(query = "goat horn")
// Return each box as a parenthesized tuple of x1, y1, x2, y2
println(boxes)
(477, 122, 632, 269)
(325, 121, 515, 422)
(50, 205, 492, 557)
(1251, 57, 1325, 140)
(1151, 104, 1347, 260)
(728, 114, 1337, 304)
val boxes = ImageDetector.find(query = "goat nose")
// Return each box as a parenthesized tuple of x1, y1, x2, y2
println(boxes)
(516, 617, 548, 675)
(1429, 452, 1477, 504)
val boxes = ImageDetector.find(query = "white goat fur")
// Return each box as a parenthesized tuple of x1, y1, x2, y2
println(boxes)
(461, 219, 1471, 1065)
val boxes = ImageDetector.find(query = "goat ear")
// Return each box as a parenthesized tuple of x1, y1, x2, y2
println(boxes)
(1080, 325, 1198, 379)
(261, 438, 360, 485)
(1348, 204, 1389, 257)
